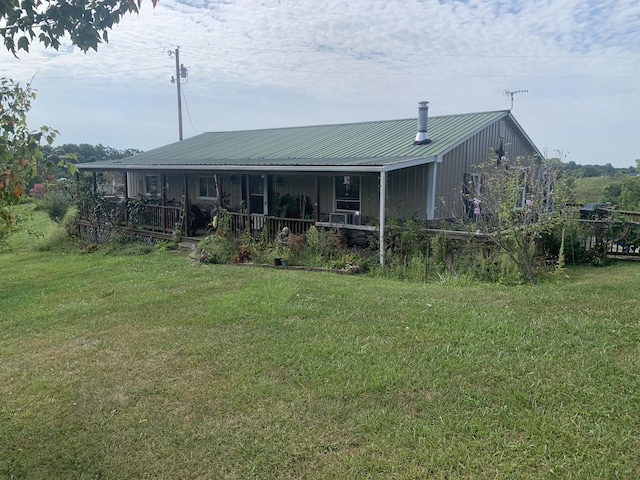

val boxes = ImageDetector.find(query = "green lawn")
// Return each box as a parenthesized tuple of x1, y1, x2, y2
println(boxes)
(1, 214, 640, 478)
(573, 176, 620, 204)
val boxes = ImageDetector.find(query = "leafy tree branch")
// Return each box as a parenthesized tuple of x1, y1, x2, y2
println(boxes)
(1, 0, 158, 55)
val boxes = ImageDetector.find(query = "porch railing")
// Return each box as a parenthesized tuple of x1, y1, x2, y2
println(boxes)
(224, 212, 315, 237)
(129, 203, 182, 233)
(77, 198, 183, 237)
(578, 219, 640, 256)
(77, 199, 319, 240)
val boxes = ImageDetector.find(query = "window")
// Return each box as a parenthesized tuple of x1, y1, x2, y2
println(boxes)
(334, 175, 361, 212)
(144, 175, 161, 197)
(508, 166, 527, 208)
(249, 175, 265, 214)
(463, 173, 482, 219)
(198, 176, 217, 200)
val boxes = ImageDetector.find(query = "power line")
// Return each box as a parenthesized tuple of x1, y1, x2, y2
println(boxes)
(180, 83, 198, 137)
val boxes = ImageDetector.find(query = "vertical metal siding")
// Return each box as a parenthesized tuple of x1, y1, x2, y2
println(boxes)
(434, 120, 539, 219)
(387, 164, 428, 219)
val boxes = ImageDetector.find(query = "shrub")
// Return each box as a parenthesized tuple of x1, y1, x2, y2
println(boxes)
(196, 233, 237, 264)
(29, 183, 47, 200)
(39, 191, 71, 223)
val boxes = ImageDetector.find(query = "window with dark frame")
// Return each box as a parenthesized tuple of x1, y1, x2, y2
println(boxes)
(144, 175, 160, 197)
(198, 176, 217, 200)
(334, 175, 361, 212)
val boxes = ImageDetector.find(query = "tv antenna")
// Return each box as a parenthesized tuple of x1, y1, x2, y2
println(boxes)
(504, 89, 528, 109)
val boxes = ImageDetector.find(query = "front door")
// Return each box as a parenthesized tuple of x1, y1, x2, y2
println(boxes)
(249, 175, 267, 215)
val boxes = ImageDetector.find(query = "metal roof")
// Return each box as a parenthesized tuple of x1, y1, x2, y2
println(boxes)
(79, 110, 513, 172)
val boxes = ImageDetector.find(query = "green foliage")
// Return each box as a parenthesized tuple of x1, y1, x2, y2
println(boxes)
(573, 175, 624, 204)
(34, 221, 80, 252)
(38, 189, 71, 223)
(1, 79, 56, 205)
(330, 251, 370, 274)
(196, 232, 238, 265)
(3, 246, 640, 478)
(269, 192, 314, 218)
(540, 216, 628, 267)
(27, 143, 138, 187)
(0, 0, 158, 55)
(457, 155, 561, 284)
(557, 160, 632, 178)
(99, 233, 154, 256)
(603, 181, 623, 204)
(41, 143, 142, 164)
(0, 205, 18, 245)
(555, 175, 577, 205)
(619, 176, 640, 211)
(609, 216, 640, 254)
(0, 78, 78, 239)
(305, 225, 337, 256)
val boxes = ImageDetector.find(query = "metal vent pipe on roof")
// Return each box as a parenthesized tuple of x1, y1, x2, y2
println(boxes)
(414, 100, 432, 145)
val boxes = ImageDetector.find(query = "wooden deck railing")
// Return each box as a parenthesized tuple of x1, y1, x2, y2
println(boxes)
(129, 203, 182, 233)
(77, 198, 183, 237)
(578, 219, 640, 256)
(224, 212, 315, 237)
(602, 208, 640, 223)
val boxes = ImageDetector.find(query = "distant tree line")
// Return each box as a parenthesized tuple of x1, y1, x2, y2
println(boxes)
(43, 143, 142, 165)
(547, 158, 639, 211)
(31, 143, 142, 184)
(552, 160, 638, 179)
(602, 167, 640, 211)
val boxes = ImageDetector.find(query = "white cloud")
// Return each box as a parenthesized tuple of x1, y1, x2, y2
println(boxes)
(1, 0, 638, 166)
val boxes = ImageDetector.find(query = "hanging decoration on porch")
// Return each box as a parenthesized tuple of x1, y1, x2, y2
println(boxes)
(343, 175, 351, 196)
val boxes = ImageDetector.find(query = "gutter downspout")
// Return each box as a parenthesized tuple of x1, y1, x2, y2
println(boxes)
(379, 170, 386, 266)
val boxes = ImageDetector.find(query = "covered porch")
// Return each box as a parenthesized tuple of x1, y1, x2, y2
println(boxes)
(77, 160, 439, 264)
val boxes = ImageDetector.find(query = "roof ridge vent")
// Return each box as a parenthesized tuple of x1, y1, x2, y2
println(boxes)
(414, 100, 432, 145)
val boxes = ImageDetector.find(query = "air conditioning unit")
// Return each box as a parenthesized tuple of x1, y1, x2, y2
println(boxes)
(329, 212, 351, 224)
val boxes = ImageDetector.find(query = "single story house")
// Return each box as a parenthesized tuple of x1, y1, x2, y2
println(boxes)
(77, 101, 542, 264)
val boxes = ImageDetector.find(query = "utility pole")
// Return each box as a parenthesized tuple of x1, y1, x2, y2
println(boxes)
(169, 47, 188, 141)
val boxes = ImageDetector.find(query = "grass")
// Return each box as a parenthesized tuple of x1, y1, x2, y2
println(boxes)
(573, 176, 620, 204)
(1, 210, 640, 478)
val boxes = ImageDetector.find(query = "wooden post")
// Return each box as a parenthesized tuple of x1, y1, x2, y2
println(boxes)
(161, 173, 167, 233)
(314, 175, 320, 222)
(245, 175, 252, 233)
(245, 175, 251, 215)
(184, 174, 189, 235)
(379, 171, 386, 266)
(123, 172, 129, 225)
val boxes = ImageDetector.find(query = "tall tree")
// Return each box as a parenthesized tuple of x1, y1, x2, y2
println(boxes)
(1, 0, 158, 55)
(1, 0, 155, 242)
(458, 155, 558, 285)
(0, 79, 60, 204)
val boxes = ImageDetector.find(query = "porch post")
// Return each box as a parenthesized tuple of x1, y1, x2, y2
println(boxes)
(214, 174, 221, 212)
(314, 175, 320, 222)
(426, 161, 438, 221)
(161, 173, 167, 233)
(123, 172, 129, 225)
(379, 170, 386, 266)
(184, 174, 189, 235)
(92, 172, 97, 194)
(245, 175, 251, 215)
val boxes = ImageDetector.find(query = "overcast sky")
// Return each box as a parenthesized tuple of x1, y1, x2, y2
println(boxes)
(3, 0, 639, 168)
